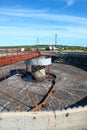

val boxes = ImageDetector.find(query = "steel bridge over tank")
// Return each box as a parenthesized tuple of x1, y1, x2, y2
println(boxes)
(0, 50, 41, 67)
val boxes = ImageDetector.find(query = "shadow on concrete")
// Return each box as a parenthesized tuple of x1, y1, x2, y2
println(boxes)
(65, 96, 87, 109)
(62, 62, 87, 72)
(52, 52, 87, 71)
(0, 69, 24, 82)
(0, 68, 37, 82)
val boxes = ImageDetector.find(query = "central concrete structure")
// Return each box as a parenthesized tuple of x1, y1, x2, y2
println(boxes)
(25, 57, 51, 66)
(25, 57, 51, 80)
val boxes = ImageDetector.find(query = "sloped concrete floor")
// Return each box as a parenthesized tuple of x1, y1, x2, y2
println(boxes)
(0, 62, 87, 111)
(44, 63, 87, 110)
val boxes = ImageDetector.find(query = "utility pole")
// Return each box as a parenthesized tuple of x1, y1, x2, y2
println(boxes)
(36, 38, 39, 49)
(55, 34, 57, 47)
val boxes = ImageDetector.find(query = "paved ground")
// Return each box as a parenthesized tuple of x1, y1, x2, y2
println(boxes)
(0, 61, 87, 112)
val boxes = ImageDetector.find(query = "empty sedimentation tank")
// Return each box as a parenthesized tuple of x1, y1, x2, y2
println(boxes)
(0, 51, 87, 130)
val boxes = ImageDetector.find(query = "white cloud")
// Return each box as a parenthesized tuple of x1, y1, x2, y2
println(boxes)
(0, 8, 87, 45)
(0, 8, 47, 14)
(0, 24, 87, 46)
(56, 0, 75, 7)
(65, 0, 75, 6)
(62, 0, 75, 8)
(0, 8, 87, 25)
(0, 24, 87, 39)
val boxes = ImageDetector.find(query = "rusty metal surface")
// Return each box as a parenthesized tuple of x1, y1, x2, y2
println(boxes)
(0, 51, 41, 67)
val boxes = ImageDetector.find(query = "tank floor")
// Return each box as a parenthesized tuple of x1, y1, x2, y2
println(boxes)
(0, 62, 87, 111)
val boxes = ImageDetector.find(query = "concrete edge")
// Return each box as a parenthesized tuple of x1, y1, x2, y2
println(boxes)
(0, 105, 87, 116)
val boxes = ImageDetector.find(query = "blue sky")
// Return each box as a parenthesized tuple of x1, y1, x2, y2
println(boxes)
(0, 0, 87, 46)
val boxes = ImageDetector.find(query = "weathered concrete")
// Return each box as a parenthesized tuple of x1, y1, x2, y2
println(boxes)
(25, 57, 51, 66)
(0, 62, 87, 111)
(0, 106, 87, 130)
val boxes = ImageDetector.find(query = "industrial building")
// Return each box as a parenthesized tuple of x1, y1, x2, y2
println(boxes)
(45, 45, 56, 51)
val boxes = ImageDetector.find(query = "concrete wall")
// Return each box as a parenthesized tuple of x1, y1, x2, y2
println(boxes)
(0, 106, 87, 130)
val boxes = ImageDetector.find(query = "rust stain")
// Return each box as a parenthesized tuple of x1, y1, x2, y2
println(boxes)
(31, 73, 56, 112)
(0, 51, 40, 67)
